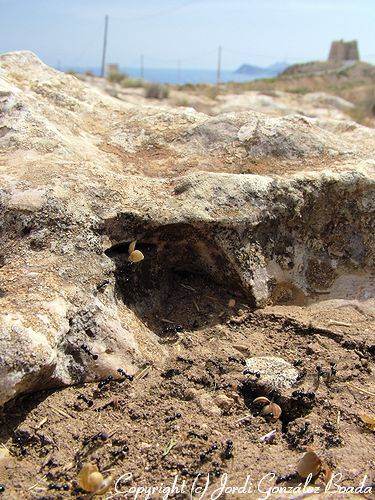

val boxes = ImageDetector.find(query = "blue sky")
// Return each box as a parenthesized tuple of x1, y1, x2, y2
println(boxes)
(1, 0, 374, 70)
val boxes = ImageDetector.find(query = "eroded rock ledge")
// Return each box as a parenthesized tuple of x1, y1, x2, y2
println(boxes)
(0, 51, 374, 406)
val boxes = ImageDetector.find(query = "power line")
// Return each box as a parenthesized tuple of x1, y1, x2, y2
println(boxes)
(120, 0, 199, 23)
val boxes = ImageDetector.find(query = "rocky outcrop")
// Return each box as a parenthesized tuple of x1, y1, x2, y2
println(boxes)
(213, 90, 355, 120)
(77, 74, 356, 121)
(0, 51, 374, 406)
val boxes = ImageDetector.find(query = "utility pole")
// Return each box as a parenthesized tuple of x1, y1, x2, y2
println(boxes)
(140, 54, 144, 79)
(100, 15, 109, 78)
(216, 45, 222, 88)
(177, 59, 181, 84)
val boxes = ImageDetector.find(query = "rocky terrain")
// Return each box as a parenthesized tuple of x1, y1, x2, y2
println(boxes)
(78, 73, 358, 122)
(224, 60, 375, 127)
(0, 51, 374, 497)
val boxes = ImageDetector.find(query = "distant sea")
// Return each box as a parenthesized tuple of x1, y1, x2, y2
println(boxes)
(63, 66, 274, 85)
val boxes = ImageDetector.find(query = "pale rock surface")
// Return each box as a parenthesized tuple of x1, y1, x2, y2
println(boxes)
(78, 74, 355, 121)
(0, 51, 374, 406)
(214, 90, 355, 121)
(245, 356, 299, 390)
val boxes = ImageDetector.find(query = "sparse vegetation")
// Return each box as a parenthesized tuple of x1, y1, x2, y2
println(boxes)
(337, 67, 351, 77)
(205, 86, 219, 100)
(176, 97, 190, 107)
(121, 78, 144, 88)
(178, 82, 196, 91)
(347, 89, 375, 125)
(289, 87, 310, 95)
(144, 83, 169, 99)
(107, 71, 128, 84)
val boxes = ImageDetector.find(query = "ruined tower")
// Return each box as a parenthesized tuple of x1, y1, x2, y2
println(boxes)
(328, 40, 360, 62)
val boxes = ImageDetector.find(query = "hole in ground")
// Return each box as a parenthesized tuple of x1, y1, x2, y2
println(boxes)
(105, 223, 252, 336)
(240, 378, 316, 431)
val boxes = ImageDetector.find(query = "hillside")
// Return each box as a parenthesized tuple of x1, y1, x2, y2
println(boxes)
(280, 60, 375, 79)
(224, 61, 375, 126)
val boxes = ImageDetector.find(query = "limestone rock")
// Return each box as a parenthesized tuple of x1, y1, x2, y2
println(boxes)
(0, 51, 374, 406)
(213, 90, 355, 121)
(245, 356, 299, 390)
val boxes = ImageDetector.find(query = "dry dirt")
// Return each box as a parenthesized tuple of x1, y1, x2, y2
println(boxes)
(0, 277, 374, 498)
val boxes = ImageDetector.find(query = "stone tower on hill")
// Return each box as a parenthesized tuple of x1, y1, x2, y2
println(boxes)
(328, 40, 360, 62)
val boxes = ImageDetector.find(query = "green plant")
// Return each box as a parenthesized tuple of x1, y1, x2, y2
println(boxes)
(121, 78, 144, 88)
(179, 83, 195, 90)
(176, 97, 190, 107)
(289, 87, 309, 95)
(107, 71, 127, 84)
(144, 83, 169, 99)
(205, 86, 219, 99)
(337, 68, 350, 77)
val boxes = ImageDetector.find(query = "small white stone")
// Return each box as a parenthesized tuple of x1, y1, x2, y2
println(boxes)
(245, 356, 299, 389)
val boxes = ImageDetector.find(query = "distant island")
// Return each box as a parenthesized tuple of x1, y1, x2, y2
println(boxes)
(235, 61, 289, 76)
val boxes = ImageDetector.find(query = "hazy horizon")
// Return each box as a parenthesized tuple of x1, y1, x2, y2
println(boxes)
(1, 0, 374, 71)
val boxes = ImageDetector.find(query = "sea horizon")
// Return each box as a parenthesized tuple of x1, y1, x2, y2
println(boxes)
(60, 65, 275, 85)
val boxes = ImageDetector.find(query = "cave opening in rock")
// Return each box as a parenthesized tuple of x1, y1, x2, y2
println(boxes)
(105, 223, 250, 337)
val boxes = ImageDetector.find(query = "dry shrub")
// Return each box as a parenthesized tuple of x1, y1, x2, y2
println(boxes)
(145, 84, 169, 99)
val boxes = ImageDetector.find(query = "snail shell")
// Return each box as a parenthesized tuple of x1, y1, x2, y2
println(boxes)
(129, 250, 144, 263)
(253, 396, 271, 405)
(296, 451, 322, 479)
(77, 463, 112, 494)
(128, 240, 137, 254)
(78, 463, 100, 492)
(95, 475, 113, 495)
(86, 471, 104, 492)
(261, 402, 282, 420)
